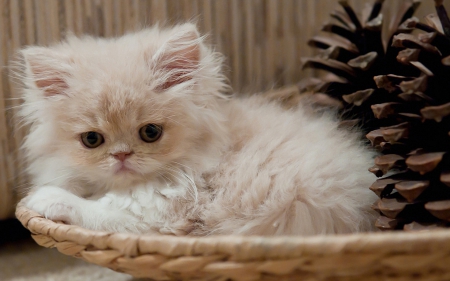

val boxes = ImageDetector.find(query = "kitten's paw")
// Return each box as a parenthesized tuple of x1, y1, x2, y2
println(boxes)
(25, 186, 81, 225)
(158, 221, 194, 236)
(109, 213, 150, 234)
(159, 227, 188, 236)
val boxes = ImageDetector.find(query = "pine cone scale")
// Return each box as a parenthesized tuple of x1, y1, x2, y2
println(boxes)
(424, 200, 450, 220)
(395, 180, 429, 202)
(421, 102, 450, 121)
(405, 152, 445, 174)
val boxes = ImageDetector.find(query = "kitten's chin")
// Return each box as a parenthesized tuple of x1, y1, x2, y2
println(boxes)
(113, 163, 136, 176)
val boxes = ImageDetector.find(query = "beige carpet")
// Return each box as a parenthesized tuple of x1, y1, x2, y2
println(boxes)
(0, 239, 142, 281)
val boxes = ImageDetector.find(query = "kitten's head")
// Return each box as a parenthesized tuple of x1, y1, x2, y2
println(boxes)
(16, 24, 229, 190)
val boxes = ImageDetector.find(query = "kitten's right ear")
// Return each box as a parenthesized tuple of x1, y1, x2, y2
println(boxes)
(20, 47, 72, 97)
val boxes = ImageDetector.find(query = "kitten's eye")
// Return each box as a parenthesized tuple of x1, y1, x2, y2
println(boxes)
(81, 132, 104, 148)
(139, 124, 163, 143)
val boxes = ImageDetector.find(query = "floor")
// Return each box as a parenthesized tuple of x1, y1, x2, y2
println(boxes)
(0, 219, 138, 281)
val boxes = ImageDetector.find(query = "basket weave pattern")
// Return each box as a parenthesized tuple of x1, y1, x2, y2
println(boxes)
(15, 202, 450, 281)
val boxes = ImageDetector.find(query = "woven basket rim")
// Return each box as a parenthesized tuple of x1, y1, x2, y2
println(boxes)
(17, 201, 450, 280)
(15, 201, 450, 259)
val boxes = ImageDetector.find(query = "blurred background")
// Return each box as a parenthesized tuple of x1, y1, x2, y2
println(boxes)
(0, 0, 448, 280)
(0, 0, 446, 234)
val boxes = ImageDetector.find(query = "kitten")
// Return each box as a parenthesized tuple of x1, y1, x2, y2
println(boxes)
(15, 23, 378, 236)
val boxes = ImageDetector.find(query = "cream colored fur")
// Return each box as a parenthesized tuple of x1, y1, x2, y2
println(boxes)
(15, 24, 378, 236)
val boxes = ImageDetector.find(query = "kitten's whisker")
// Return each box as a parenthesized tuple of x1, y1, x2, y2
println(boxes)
(5, 98, 44, 111)
(156, 172, 171, 186)
(171, 161, 193, 171)
(164, 164, 198, 203)
(160, 169, 188, 189)
(163, 116, 183, 126)
(161, 169, 186, 186)
(30, 171, 76, 190)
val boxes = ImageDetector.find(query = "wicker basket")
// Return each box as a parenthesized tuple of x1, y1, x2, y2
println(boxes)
(15, 201, 450, 281)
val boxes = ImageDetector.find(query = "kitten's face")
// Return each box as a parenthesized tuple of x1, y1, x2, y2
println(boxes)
(19, 24, 228, 189)
(52, 84, 197, 186)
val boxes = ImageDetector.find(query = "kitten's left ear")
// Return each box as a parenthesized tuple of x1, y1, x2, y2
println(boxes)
(152, 24, 202, 90)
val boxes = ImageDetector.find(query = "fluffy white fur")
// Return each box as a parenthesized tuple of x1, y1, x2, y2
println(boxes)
(15, 24, 378, 236)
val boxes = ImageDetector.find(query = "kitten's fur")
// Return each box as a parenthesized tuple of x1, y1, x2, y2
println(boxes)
(16, 24, 377, 236)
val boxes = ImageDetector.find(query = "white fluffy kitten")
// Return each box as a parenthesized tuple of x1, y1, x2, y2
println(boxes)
(16, 24, 377, 236)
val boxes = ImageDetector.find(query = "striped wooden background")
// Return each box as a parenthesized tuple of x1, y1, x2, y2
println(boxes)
(0, 0, 442, 219)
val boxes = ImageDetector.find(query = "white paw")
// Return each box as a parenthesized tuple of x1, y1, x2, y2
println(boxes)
(25, 187, 153, 234)
(105, 212, 150, 234)
(25, 186, 81, 225)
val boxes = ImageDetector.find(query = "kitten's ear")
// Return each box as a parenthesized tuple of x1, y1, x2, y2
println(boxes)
(153, 24, 202, 90)
(20, 47, 72, 97)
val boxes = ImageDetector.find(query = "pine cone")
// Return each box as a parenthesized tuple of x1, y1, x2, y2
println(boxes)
(368, 0, 450, 231)
(299, 0, 421, 133)
(301, 0, 450, 230)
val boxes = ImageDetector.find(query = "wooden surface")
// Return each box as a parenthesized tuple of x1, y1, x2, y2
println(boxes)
(0, 0, 444, 219)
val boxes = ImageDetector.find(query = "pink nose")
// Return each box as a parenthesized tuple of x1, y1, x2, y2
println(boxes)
(112, 152, 132, 161)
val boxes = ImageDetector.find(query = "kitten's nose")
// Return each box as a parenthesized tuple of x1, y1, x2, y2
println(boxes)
(112, 152, 132, 161)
